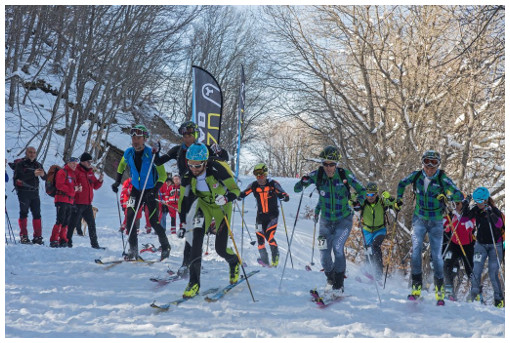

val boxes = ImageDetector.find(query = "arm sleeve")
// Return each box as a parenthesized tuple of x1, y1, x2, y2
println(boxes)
(442, 175, 464, 202)
(396, 171, 418, 199)
(155, 145, 179, 166)
(294, 170, 318, 193)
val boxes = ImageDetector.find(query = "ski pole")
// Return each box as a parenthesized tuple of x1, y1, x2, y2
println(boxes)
(115, 192, 126, 250)
(124, 153, 156, 255)
(279, 199, 294, 269)
(219, 205, 257, 302)
(5, 208, 16, 244)
(358, 216, 382, 304)
(234, 200, 256, 245)
(383, 211, 398, 289)
(204, 233, 210, 256)
(306, 217, 318, 271)
(240, 199, 244, 257)
(441, 217, 462, 260)
(279, 190, 304, 290)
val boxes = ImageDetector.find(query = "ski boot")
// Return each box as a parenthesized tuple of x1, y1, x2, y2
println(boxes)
(177, 265, 189, 278)
(467, 292, 484, 304)
(407, 273, 422, 301)
(50, 241, 60, 248)
(270, 245, 280, 267)
(32, 236, 44, 245)
(20, 235, 31, 244)
(229, 262, 240, 284)
(444, 285, 456, 301)
(59, 239, 69, 248)
(124, 244, 140, 261)
(331, 271, 345, 297)
(258, 248, 270, 266)
(183, 283, 200, 298)
(160, 246, 171, 261)
(434, 277, 445, 306)
(494, 299, 504, 308)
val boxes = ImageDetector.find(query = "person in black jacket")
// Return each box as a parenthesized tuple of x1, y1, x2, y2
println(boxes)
(238, 163, 289, 267)
(463, 187, 505, 308)
(13, 147, 46, 244)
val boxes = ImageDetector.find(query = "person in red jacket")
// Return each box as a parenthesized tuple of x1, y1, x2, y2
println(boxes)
(442, 201, 476, 300)
(119, 178, 143, 233)
(159, 175, 180, 234)
(50, 157, 81, 248)
(67, 152, 104, 249)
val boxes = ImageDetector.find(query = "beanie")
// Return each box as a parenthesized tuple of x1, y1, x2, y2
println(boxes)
(80, 152, 93, 162)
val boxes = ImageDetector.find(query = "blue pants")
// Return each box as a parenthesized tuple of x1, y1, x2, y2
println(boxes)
(411, 216, 444, 279)
(470, 242, 504, 301)
(318, 215, 353, 274)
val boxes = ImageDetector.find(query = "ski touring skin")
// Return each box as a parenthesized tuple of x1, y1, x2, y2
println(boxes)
(204, 270, 260, 302)
(150, 287, 220, 311)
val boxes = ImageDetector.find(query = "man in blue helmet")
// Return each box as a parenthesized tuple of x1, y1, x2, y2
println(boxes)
(395, 149, 464, 304)
(178, 143, 240, 298)
(153, 120, 229, 276)
(111, 125, 171, 261)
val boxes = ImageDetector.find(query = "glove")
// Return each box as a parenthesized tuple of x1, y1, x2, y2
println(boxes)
(151, 141, 161, 154)
(178, 223, 186, 239)
(215, 194, 228, 206)
(300, 175, 311, 185)
(394, 199, 403, 211)
(280, 193, 289, 202)
(381, 191, 391, 199)
(314, 214, 319, 224)
(437, 194, 447, 202)
(111, 182, 120, 193)
(352, 201, 361, 212)
(210, 143, 222, 155)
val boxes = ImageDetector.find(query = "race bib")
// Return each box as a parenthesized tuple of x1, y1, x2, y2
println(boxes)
(127, 197, 136, 208)
(444, 251, 452, 260)
(473, 253, 483, 263)
(317, 236, 327, 250)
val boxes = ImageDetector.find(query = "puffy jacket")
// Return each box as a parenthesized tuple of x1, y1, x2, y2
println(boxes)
(54, 164, 76, 204)
(74, 163, 103, 205)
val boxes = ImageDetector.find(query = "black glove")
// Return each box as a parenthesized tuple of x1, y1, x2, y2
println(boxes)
(282, 194, 289, 202)
(300, 175, 311, 185)
(352, 201, 361, 212)
(394, 199, 403, 211)
(178, 223, 186, 239)
(111, 182, 120, 193)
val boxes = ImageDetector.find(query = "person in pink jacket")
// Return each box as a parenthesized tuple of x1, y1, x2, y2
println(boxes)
(50, 157, 81, 247)
(67, 152, 104, 249)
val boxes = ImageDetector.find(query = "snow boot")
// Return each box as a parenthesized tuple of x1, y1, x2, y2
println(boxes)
(408, 273, 422, 300)
(270, 245, 280, 267)
(183, 283, 200, 298)
(494, 299, 504, 308)
(258, 247, 270, 266)
(32, 236, 44, 245)
(325, 270, 335, 286)
(229, 262, 241, 284)
(18, 218, 28, 237)
(49, 224, 61, 246)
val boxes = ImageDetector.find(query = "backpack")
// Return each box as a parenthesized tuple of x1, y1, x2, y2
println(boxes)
(8, 158, 23, 171)
(45, 165, 66, 197)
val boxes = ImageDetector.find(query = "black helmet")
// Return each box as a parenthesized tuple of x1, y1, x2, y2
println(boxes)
(319, 146, 341, 161)
(366, 182, 379, 193)
(179, 121, 198, 139)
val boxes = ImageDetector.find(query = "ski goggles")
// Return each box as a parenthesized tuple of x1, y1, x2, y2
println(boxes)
(179, 127, 197, 136)
(473, 198, 487, 204)
(322, 162, 337, 168)
(130, 128, 148, 138)
(366, 193, 377, 197)
(68, 157, 80, 163)
(188, 161, 205, 169)
(253, 169, 267, 177)
(422, 158, 440, 167)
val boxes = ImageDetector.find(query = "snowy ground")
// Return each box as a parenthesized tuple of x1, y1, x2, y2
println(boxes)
(4, 176, 506, 338)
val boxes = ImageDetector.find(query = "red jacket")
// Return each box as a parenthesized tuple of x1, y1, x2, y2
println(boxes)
(54, 165, 76, 204)
(120, 178, 133, 208)
(74, 163, 103, 205)
(444, 211, 475, 246)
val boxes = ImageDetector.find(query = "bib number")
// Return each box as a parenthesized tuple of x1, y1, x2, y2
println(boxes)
(127, 197, 136, 208)
(473, 252, 483, 263)
(317, 236, 327, 250)
(444, 251, 452, 260)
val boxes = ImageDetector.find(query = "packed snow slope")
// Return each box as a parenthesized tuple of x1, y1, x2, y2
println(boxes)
(4, 175, 505, 338)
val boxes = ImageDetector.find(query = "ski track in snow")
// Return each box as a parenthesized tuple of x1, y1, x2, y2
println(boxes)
(4, 171, 506, 338)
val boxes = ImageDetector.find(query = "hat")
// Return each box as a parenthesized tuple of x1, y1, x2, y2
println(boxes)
(68, 156, 80, 163)
(80, 152, 93, 162)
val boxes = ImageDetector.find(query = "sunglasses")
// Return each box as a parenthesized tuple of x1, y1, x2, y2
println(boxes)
(130, 128, 148, 138)
(322, 162, 337, 168)
(422, 158, 439, 167)
(366, 193, 377, 197)
(188, 162, 205, 169)
(182, 132, 195, 137)
(253, 169, 267, 177)
(179, 127, 196, 135)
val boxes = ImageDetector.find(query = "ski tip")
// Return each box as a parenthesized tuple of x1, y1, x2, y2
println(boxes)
(305, 265, 312, 271)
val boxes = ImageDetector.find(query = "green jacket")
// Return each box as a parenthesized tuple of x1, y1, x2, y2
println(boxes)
(294, 166, 366, 222)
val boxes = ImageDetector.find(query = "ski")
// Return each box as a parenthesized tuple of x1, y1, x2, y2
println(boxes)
(257, 258, 272, 268)
(150, 287, 219, 311)
(204, 270, 260, 302)
(150, 274, 187, 285)
(309, 288, 346, 308)
(94, 258, 158, 268)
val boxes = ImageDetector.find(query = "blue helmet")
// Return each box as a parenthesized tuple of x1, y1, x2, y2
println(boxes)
(186, 143, 209, 161)
(472, 187, 490, 203)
